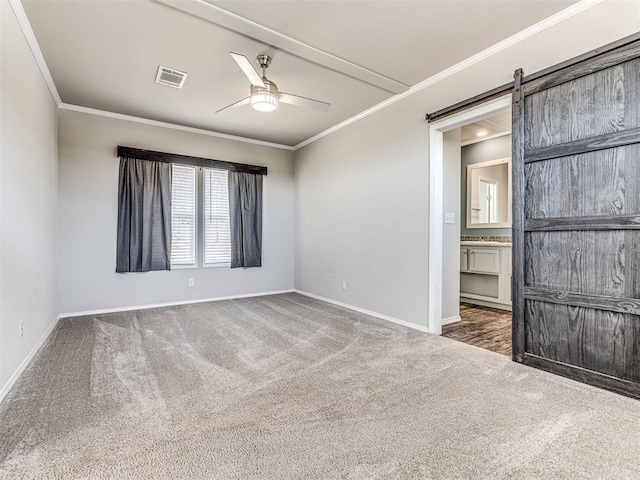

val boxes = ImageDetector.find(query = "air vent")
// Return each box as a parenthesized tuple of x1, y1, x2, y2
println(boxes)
(155, 65, 188, 89)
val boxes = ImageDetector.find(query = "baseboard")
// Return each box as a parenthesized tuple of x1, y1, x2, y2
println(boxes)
(4, 290, 423, 402)
(441, 315, 461, 326)
(0, 315, 60, 404)
(461, 297, 512, 311)
(293, 289, 432, 334)
(59, 289, 296, 318)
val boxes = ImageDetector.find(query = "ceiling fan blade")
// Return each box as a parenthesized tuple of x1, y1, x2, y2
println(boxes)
(279, 92, 331, 112)
(215, 96, 250, 114)
(229, 52, 266, 88)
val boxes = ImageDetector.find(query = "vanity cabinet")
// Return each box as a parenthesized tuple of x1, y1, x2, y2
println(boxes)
(467, 248, 500, 274)
(460, 243, 511, 311)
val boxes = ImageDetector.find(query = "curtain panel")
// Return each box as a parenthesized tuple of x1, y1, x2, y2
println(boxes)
(229, 171, 263, 268)
(116, 157, 172, 273)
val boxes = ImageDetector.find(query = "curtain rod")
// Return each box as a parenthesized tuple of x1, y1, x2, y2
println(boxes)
(116, 146, 268, 176)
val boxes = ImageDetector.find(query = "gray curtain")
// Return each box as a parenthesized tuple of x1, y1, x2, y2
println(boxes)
(229, 171, 263, 268)
(116, 157, 172, 273)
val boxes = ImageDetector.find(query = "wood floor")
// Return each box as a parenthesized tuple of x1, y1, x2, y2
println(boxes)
(442, 303, 512, 356)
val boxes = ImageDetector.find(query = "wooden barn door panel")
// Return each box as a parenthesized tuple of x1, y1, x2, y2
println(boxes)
(513, 42, 640, 398)
(524, 302, 639, 382)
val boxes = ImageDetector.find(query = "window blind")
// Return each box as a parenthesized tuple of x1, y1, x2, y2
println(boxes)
(204, 168, 231, 265)
(170, 164, 196, 266)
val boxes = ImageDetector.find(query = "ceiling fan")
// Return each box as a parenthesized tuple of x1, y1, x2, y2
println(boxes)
(216, 53, 331, 114)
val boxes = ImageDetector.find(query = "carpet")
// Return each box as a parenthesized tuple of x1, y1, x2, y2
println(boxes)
(0, 293, 639, 479)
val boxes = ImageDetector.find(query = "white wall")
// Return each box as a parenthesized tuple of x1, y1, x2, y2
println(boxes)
(58, 110, 294, 315)
(0, 2, 59, 393)
(294, 99, 431, 325)
(442, 129, 461, 320)
(294, 1, 640, 330)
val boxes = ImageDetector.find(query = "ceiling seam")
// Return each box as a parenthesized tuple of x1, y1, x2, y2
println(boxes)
(292, 0, 606, 151)
(154, 0, 410, 94)
(11, 0, 605, 152)
(10, 0, 294, 150)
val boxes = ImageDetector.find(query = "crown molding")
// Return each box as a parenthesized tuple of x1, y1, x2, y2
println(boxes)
(58, 104, 295, 151)
(293, 0, 605, 151)
(8, 0, 62, 106)
(10, 0, 290, 149)
(12, 0, 605, 152)
(154, 0, 409, 95)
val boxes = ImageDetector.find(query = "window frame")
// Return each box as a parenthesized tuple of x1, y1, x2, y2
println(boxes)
(170, 164, 198, 269)
(170, 164, 232, 270)
(202, 167, 232, 268)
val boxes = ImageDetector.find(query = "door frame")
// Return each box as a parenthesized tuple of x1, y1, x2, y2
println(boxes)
(427, 95, 511, 334)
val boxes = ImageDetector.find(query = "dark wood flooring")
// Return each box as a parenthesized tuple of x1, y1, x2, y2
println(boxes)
(442, 303, 512, 356)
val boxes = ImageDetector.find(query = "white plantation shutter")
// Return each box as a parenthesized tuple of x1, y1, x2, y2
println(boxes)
(204, 168, 231, 265)
(171, 164, 196, 266)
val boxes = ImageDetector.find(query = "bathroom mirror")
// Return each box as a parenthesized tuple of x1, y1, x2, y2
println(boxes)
(466, 157, 511, 229)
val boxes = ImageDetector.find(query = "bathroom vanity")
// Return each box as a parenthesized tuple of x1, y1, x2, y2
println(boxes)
(460, 154, 512, 311)
(460, 241, 511, 311)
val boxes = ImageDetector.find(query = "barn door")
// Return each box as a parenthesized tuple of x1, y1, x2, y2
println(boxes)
(512, 39, 640, 398)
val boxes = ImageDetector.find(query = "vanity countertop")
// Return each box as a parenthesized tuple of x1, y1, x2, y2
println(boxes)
(460, 241, 512, 247)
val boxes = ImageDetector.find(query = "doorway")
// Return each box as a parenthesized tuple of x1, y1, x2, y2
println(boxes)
(428, 33, 640, 398)
(427, 95, 511, 340)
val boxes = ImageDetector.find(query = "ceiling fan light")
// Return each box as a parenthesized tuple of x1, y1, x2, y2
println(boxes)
(251, 92, 278, 112)
(250, 79, 279, 112)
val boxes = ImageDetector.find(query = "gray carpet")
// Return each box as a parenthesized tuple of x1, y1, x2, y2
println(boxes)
(0, 293, 639, 479)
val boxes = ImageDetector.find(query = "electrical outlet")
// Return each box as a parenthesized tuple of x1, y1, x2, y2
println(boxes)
(342, 280, 347, 290)
(188, 278, 195, 287)
(18, 322, 24, 339)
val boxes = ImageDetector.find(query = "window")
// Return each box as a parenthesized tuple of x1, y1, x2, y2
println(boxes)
(170, 165, 231, 267)
(204, 169, 231, 265)
(171, 165, 197, 266)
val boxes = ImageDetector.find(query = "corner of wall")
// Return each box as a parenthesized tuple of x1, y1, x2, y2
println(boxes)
(0, 1, 62, 400)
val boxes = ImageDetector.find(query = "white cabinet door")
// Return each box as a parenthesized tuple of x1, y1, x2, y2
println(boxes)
(468, 248, 500, 274)
(460, 248, 468, 271)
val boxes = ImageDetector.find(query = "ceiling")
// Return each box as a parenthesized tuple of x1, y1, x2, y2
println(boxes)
(22, 0, 578, 147)
(461, 110, 511, 145)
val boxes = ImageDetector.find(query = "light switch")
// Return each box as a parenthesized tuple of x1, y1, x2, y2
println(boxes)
(445, 212, 455, 224)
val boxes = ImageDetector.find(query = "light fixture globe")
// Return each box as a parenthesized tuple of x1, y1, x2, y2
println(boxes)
(250, 79, 278, 112)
